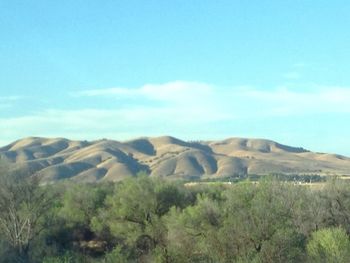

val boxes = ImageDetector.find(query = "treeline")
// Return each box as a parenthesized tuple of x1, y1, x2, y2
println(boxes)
(200, 173, 326, 183)
(1, 171, 350, 262)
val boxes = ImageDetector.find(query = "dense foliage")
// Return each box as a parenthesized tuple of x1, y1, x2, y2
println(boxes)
(1, 169, 350, 262)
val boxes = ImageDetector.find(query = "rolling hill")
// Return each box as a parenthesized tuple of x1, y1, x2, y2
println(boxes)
(0, 136, 349, 183)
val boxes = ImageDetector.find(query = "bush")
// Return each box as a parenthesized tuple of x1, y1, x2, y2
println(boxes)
(307, 227, 350, 263)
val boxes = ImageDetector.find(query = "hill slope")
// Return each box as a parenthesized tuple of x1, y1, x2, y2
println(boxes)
(0, 136, 349, 183)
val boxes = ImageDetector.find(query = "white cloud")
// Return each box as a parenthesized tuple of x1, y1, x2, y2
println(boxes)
(74, 81, 214, 104)
(1, 82, 350, 146)
(74, 87, 137, 97)
(75, 82, 350, 116)
(241, 86, 350, 116)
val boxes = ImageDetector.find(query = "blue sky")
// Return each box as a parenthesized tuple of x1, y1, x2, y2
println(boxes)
(1, 0, 350, 155)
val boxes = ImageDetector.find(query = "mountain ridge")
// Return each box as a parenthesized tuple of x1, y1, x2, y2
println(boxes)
(0, 136, 349, 183)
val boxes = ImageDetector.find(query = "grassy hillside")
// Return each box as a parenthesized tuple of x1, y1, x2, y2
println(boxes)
(1, 136, 350, 183)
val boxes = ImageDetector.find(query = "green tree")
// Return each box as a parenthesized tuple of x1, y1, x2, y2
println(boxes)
(221, 180, 306, 262)
(103, 246, 128, 263)
(321, 179, 350, 233)
(91, 176, 191, 262)
(60, 183, 112, 227)
(0, 168, 55, 262)
(165, 196, 222, 262)
(307, 227, 350, 263)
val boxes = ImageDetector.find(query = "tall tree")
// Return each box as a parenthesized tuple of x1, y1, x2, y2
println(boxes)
(0, 167, 55, 262)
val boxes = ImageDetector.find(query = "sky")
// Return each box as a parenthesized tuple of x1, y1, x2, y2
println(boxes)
(0, 0, 350, 155)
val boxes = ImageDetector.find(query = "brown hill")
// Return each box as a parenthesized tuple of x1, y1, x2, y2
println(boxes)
(0, 136, 349, 183)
